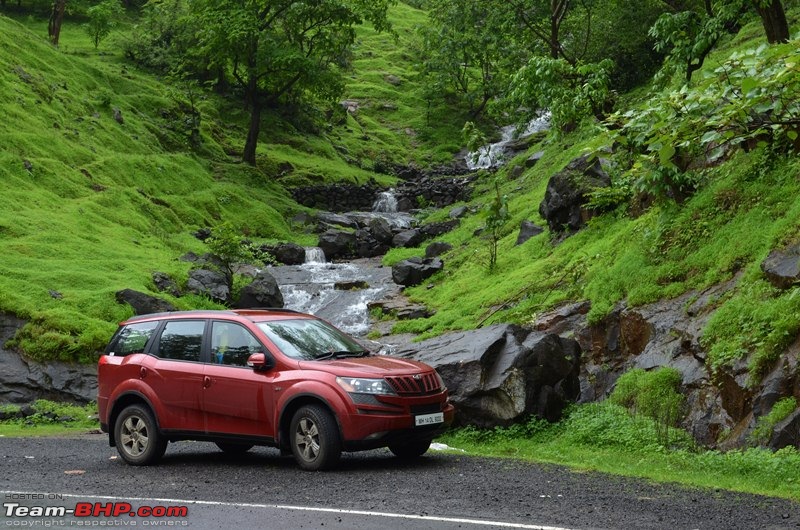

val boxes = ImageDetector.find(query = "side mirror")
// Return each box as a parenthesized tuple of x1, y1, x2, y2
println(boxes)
(246, 352, 272, 371)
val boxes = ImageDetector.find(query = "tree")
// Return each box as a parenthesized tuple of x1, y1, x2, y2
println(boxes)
(483, 182, 510, 272)
(191, 0, 392, 166)
(48, 0, 67, 46)
(753, 0, 789, 43)
(205, 223, 255, 297)
(84, 0, 124, 49)
(419, 0, 517, 117)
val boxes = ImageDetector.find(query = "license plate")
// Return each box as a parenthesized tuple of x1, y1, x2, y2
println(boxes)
(415, 412, 444, 426)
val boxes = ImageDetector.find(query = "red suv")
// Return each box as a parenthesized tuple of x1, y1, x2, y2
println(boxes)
(97, 309, 454, 470)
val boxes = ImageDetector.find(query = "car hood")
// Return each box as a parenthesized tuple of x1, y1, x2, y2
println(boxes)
(298, 355, 432, 376)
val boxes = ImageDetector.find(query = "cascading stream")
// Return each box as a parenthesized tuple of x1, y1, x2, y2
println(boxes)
(269, 190, 404, 336)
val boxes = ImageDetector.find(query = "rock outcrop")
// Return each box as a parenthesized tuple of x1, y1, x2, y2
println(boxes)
(394, 324, 580, 427)
(539, 154, 611, 233)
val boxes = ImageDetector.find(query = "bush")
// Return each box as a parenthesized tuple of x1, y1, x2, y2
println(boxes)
(609, 367, 686, 445)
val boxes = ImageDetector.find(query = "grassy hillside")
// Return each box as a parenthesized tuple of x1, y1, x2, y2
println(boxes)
(386, 13, 800, 383)
(0, 4, 460, 362)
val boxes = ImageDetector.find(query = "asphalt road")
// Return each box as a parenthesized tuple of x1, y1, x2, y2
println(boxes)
(1, 433, 797, 530)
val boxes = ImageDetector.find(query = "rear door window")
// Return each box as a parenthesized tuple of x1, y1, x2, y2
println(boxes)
(156, 320, 206, 362)
(110, 322, 159, 356)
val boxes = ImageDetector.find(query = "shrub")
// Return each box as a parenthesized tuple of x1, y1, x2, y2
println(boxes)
(609, 367, 686, 445)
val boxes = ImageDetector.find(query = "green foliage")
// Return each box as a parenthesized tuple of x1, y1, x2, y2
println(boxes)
(204, 223, 255, 297)
(439, 403, 800, 500)
(750, 397, 798, 445)
(83, 0, 123, 49)
(505, 56, 615, 131)
(609, 367, 686, 445)
(418, 0, 514, 117)
(483, 182, 510, 272)
(0, 400, 98, 429)
(612, 37, 800, 202)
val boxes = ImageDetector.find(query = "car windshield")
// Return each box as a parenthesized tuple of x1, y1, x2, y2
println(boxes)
(256, 319, 367, 361)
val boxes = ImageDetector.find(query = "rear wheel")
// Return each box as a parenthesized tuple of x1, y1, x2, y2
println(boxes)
(114, 405, 167, 466)
(389, 440, 431, 459)
(215, 442, 253, 454)
(290, 405, 341, 471)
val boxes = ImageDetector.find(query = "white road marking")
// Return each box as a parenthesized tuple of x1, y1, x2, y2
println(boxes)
(1, 490, 573, 529)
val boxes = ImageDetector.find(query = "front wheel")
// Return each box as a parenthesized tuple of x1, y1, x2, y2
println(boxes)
(114, 405, 167, 466)
(290, 405, 341, 471)
(389, 440, 431, 459)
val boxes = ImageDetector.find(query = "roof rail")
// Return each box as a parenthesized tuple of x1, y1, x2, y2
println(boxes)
(232, 308, 302, 314)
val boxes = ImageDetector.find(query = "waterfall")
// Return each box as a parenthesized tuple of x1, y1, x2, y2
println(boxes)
(304, 247, 326, 264)
(372, 190, 398, 213)
(465, 112, 551, 170)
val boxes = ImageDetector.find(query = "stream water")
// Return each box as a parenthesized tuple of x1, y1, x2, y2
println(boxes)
(466, 112, 551, 170)
(269, 193, 405, 337)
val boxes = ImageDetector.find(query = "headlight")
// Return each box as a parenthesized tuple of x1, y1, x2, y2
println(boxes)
(336, 377, 396, 395)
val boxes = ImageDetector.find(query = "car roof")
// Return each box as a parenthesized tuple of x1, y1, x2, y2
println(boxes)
(121, 309, 313, 326)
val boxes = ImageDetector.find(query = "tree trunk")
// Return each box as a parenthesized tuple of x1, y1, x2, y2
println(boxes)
(754, 0, 789, 43)
(243, 80, 262, 166)
(48, 0, 66, 46)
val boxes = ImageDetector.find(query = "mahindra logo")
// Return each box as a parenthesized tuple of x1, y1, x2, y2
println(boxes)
(412, 374, 422, 381)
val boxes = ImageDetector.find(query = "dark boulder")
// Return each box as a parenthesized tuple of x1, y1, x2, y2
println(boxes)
(391, 257, 443, 287)
(235, 271, 284, 309)
(369, 217, 394, 244)
(449, 206, 468, 219)
(761, 243, 800, 289)
(152, 272, 181, 297)
(317, 211, 360, 230)
(515, 220, 544, 245)
(768, 410, 800, 450)
(394, 324, 581, 426)
(539, 154, 611, 233)
(525, 151, 545, 168)
(419, 219, 459, 238)
(318, 230, 357, 260)
(0, 312, 97, 404)
(187, 269, 229, 304)
(392, 229, 424, 248)
(425, 242, 453, 258)
(273, 243, 306, 265)
(115, 289, 176, 315)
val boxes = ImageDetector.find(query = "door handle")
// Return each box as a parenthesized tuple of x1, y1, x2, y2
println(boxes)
(203, 376, 212, 389)
(139, 367, 147, 379)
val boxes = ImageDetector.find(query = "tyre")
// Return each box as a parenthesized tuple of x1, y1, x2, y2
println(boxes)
(114, 404, 167, 466)
(388, 440, 431, 459)
(289, 405, 341, 471)
(215, 442, 253, 454)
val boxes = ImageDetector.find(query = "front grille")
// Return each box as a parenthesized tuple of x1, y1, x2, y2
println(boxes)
(385, 373, 440, 395)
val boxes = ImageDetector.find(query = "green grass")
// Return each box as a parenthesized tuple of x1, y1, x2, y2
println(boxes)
(0, 5, 461, 362)
(438, 404, 800, 502)
(0, 400, 99, 436)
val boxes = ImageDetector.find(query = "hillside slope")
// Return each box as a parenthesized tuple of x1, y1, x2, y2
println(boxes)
(0, 4, 456, 361)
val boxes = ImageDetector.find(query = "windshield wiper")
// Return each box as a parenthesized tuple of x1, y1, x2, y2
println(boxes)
(315, 350, 368, 360)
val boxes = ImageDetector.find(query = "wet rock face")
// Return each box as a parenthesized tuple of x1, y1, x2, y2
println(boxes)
(532, 274, 800, 449)
(394, 324, 581, 426)
(115, 289, 177, 315)
(539, 155, 611, 233)
(235, 271, 284, 309)
(761, 243, 800, 289)
(391, 257, 443, 287)
(187, 269, 230, 304)
(0, 313, 97, 404)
